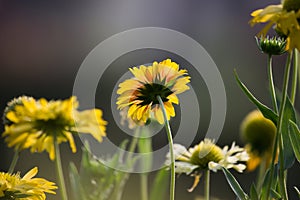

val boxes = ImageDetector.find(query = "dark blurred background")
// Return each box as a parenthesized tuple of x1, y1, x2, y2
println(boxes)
(0, 0, 299, 199)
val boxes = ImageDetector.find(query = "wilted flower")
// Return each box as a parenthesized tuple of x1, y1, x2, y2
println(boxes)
(117, 59, 190, 124)
(240, 110, 276, 171)
(2, 96, 107, 160)
(0, 167, 57, 200)
(250, 0, 300, 51)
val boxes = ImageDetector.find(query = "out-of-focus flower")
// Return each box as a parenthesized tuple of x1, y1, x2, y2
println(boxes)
(240, 110, 276, 171)
(2, 96, 107, 160)
(117, 59, 190, 124)
(0, 167, 57, 200)
(166, 139, 249, 174)
(249, 0, 300, 51)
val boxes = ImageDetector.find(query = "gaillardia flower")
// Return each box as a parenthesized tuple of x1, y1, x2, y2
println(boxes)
(117, 59, 190, 124)
(2, 96, 107, 160)
(165, 139, 248, 192)
(240, 110, 276, 171)
(250, 0, 300, 51)
(0, 167, 57, 200)
(166, 139, 249, 175)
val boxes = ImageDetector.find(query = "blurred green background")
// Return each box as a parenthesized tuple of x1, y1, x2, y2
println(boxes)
(0, 0, 299, 199)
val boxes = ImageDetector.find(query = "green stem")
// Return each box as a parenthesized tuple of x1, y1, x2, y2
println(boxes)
(267, 55, 278, 113)
(8, 151, 19, 173)
(157, 96, 175, 200)
(141, 173, 149, 200)
(291, 49, 298, 105)
(127, 127, 140, 161)
(266, 52, 292, 200)
(256, 155, 267, 191)
(54, 139, 68, 200)
(204, 169, 210, 200)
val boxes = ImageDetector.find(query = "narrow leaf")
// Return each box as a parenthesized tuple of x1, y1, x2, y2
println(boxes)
(289, 121, 300, 162)
(281, 97, 296, 169)
(250, 184, 259, 200)
(271, 189, 282, 199)
(150, 167, 170, 200)
(222, 167, 249, 200)
(260, 166, 277, 200)
(234, 70, 278, 125)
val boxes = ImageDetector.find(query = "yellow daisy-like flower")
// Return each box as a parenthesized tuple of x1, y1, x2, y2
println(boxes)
(117, 59, 190, 124)
(166, 139, 249, 192)
(167, 139, 249, 174)
(240, 110, 276, 171)
(249, 0, 300, 51)
(2, 96, 107, 160)
(0, 167, 57, 200)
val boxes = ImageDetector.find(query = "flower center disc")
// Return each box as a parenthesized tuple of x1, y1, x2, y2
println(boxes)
(136, 83, 173, 106)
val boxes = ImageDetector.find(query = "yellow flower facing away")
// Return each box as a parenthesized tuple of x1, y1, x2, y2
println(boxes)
(249, 0, 300, 51)
(2, 96, 107, 160)
(240, 110, 276, 171)
(117, 59, 191, 124)
(0, 167, 57, 200)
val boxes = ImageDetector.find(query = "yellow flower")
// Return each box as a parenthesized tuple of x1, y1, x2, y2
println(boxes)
(250, 0, 300, 51)
(0, 167, 57, 200)
(240, 110, 276, 171)
(2, 96, 107, 160)
(117, 59, 190, 124)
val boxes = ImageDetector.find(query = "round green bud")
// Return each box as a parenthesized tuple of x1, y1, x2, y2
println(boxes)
(256, 36, 287, 56)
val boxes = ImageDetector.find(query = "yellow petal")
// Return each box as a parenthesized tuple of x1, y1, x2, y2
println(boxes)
(23, 167, 38, 180)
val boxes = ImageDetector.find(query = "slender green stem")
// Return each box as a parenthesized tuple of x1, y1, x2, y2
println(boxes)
(266, 52, 292, 200)
(127, 127, 140, 161)
(54, 139, 68, 200)
(157, 96, 175, 200)
(256, 154, 267, 191)
(204, 169, 210, 200)
(141, 173, 149, 200)
(291, 49, 298, 105)
(267, 55, 278, 113)
(8, 151, 19, 173)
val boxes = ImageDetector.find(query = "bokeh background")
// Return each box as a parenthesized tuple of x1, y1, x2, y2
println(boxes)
(0, 0, 299, 199)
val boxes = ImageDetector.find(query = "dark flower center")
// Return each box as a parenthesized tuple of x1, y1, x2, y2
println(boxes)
(35, 117, 73, 136)
(136, 83, 173, 106)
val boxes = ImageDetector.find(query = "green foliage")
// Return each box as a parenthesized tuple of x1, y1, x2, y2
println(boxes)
(149, 167, 170, 200)
(221, 167, 250, 200)
(69, 141, 137, 200)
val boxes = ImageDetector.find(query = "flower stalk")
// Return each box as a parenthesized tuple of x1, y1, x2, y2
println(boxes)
(267, 55, 279, 113)
(54, 138, 68, 200)
(291, 49, 298, 105)
(267, 52, 292, 200)
(204, 169, 210, 200)
(157, 95, 175, 200)
(8, 151, 19, 174)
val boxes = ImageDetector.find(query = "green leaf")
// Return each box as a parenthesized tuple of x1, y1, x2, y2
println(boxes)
(150, 167, 170, 200)
(221, 167, 249, 200)
(234, 70, 278, 125)
(250, 184, 259, 200)
(260, 166, 277, 200)
(289, 121, 300, 163)
(281, 97, 296, 169)
(271, 189, 282, 199)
